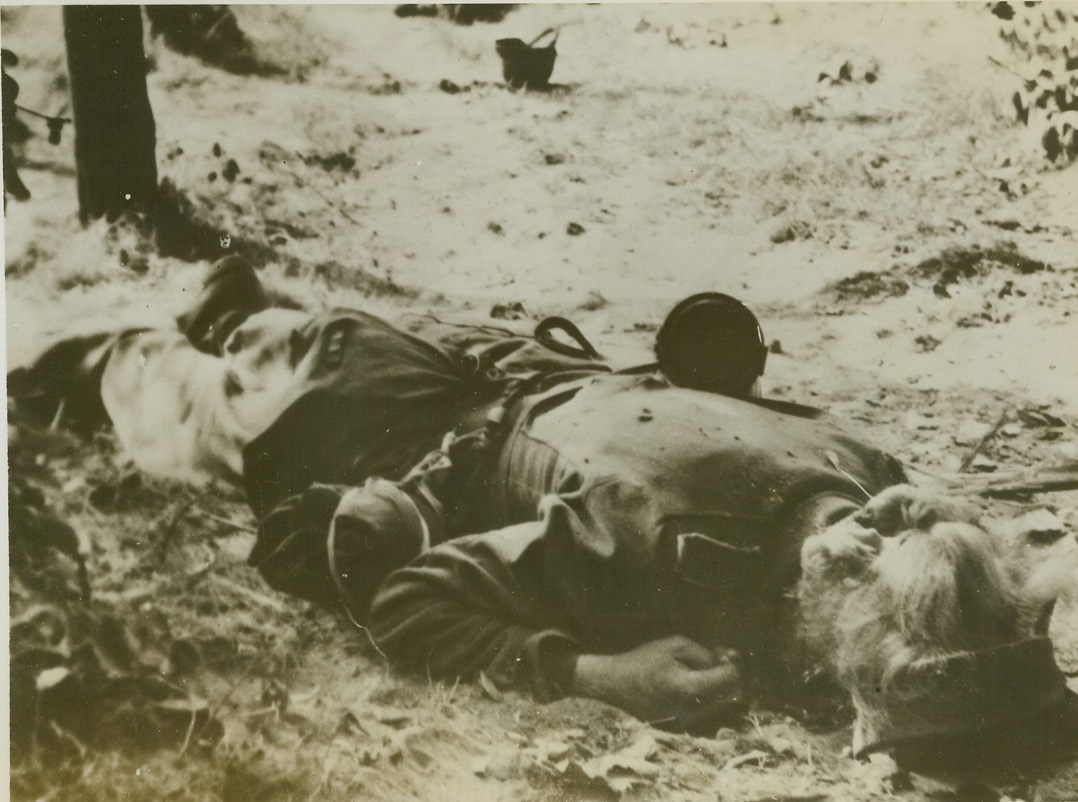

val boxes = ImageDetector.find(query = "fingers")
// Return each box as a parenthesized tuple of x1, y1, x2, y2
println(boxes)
(907, 495, 979, 529)
(856, 484, 917, 535)
(667, 636, 719, 670)
(664, 660, 744, 731)
(711, 646, 741, 665)
(849, 525, 883, 556)
(683, 660, 741, 701)
(580, 639, 747, 732)
(802, 515, 883, 582)
(858, 484, 979, 535)
(652, 637, 742, 695)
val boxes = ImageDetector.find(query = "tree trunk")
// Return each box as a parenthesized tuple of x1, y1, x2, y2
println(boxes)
(63, 5, 157, 223)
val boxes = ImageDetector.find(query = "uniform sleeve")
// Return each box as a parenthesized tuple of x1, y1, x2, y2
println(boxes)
(367, 524, 582, 702)
(246, 483, 350, 609)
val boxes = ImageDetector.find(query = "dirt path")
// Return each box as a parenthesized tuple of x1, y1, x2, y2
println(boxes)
(4, 5, 1077, 801)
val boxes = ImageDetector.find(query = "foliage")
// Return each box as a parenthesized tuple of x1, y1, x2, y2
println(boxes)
(8, 422, 223, 798)
(993, 2, 1078, 162)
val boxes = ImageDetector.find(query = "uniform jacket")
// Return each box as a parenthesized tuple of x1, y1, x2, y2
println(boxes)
(366, 374, 906, 700)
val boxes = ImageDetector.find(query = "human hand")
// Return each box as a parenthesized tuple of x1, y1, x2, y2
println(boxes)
(571, 636, 742, 731)
(801, 513, 883, 581)
(854, 484, 977, 536)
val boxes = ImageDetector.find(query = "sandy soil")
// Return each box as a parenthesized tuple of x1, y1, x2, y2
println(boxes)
(4, 4, 1078, 801)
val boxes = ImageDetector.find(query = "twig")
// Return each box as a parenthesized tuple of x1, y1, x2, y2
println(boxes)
(156, 496, 200, 560)
(646, 715, 679, 727)
(341, 600, 390, 663)
(178, 709, 198, 757)
(205, 655, 264, 727)
(305, 743, 340, 802)
(933, 462, 1078, 498)
(987, 55, 1031, 83)
(747, 711, 765, 738)
(209, 573, 287, 612)
(959, 408, 1010, 473)
(48, 399, 66, 430)
(178, 656, 261, 759)
(279, 161, 362, 226)
(201, 8, 233, 44)
(14, 103, 70, 124)
(193, 507, 257, 534)
(902, 463, 963, 483)
(979, 469, 1078, 499)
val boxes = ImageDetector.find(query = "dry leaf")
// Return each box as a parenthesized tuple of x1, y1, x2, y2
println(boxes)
(35, 666, 71, 692)
(477, 670, 504, 701)
(725, 749, 770, 770)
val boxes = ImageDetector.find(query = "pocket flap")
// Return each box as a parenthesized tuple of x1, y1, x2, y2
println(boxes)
(676, 532, 763, 590)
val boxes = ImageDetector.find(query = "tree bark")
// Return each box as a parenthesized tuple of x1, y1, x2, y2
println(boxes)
(63, 5, 157, 223)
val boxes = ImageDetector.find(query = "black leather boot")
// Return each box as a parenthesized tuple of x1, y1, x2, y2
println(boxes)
(176, 256, 270, 355)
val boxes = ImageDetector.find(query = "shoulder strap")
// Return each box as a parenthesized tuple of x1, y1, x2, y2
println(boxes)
(534, 317, 601, 360)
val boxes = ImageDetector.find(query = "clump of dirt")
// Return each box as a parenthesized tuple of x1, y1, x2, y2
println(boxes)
(303, 150, 358, 173)
(910, 244, 1047, 283)
(282, 256, 420, 299)
(827, 244, 1049, 303)
(770, 219, 815, 244)
(491, 300, 529, 319)
(828, 270, 911, 300)
(817, 58, 881, 86)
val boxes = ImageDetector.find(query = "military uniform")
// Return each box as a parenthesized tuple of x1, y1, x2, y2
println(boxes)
(366, 374, 905, 700)
(10, 261, 905, 704)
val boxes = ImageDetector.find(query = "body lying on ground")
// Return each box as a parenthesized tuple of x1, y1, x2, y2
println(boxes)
(9, 257, 1076, 762)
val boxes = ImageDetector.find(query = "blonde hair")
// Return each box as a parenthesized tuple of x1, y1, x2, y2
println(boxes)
(797, 489, 1074, 748)
(835, 522, 1022, 694)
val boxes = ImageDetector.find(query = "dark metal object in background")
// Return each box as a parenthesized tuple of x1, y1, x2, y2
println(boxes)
(656, 292, 768, 398)
(496, 28, 557, 89)
(63, 5, 158, 223)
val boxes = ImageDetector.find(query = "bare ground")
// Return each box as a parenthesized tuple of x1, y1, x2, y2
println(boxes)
(4, 4, 1078, 801)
